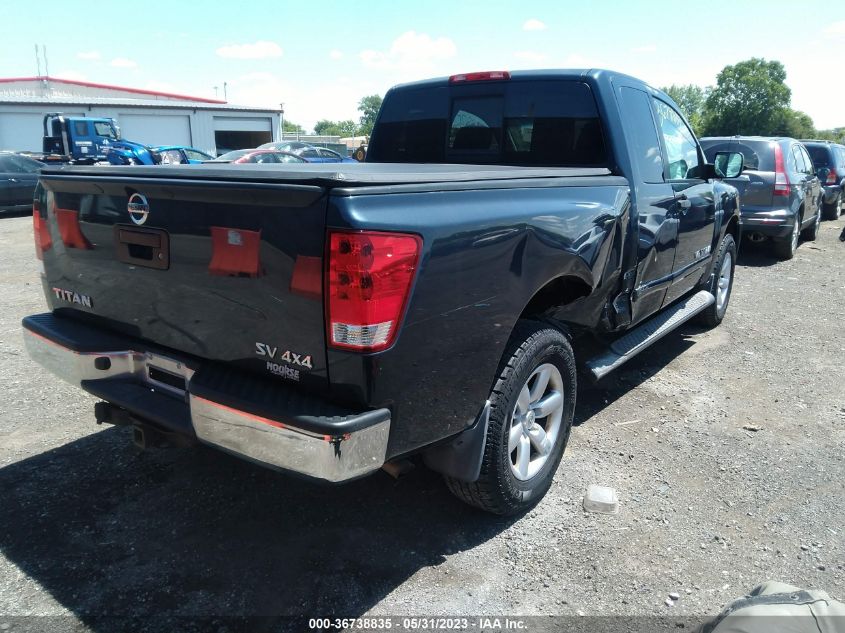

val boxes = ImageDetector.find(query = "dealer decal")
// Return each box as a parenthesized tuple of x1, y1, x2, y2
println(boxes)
(52, 287, 93, 308)
(255, 342, 313, 381)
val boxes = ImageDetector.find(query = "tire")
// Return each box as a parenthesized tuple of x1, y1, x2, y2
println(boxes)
(822, 193, 841, 221)
(444, 321, 576, 516)
(697, 233, 736, 328)
(353, 147, 366, 162)
(801, 205, 820, 241)
(772, 211, 800, 260)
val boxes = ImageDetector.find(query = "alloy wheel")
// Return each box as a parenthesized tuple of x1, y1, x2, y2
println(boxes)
(508, 363, 565, 481)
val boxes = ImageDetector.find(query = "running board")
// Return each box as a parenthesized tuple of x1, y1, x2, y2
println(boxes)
(586, 290, 715, 381)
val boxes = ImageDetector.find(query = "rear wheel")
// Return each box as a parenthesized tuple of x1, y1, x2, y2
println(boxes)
(444, 321, 576, 516)
(822, 193, 841, 220)
(801, 205, 820, 241)
(773, 212, 800, 260)
(697, 233, 736, 328)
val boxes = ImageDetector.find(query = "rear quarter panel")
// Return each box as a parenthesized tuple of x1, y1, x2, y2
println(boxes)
(327, 181, 629, 457)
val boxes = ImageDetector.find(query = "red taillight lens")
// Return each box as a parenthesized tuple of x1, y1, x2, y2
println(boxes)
(33, 200, 52, 259)
(326, 230, 422, 352)
(449, 70, 511, 83)
(773, 143, 790, 197)
(827, 168, 838, 185)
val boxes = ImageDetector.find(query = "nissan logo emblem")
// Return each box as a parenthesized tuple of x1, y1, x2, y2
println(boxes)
(127, 193, 150, 226)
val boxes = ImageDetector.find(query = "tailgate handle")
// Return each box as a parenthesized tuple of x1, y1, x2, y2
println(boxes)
(118, 229, 161, 248)
(114, 225, 170, 270)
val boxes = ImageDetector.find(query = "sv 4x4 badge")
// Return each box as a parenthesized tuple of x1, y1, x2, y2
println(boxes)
(255, 342, 313, 382)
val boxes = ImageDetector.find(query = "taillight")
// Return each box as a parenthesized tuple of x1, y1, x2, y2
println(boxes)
(32, 200, 52, 259)
(326, 230, 422, 352)
(827, 168, 838, 185)
(449, 70, 510, 83)
(773, 144, 790, 197)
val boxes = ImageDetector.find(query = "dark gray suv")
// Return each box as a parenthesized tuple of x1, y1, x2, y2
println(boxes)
(801, 140, 845, 220)
(701, 136, 823, 260)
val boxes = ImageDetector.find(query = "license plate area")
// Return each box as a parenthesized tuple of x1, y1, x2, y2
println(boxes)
(143, 352, 194, 399)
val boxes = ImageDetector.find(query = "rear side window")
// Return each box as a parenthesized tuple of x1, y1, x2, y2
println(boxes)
(805, 145, 832, 168)
(617, 87, 664, 183)
(73, 121, 89, 137)
(369, 80, 607, 167)
(700, 139, 775, 172)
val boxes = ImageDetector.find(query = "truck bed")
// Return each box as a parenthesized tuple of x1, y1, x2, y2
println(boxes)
(41, 162, 614, 188)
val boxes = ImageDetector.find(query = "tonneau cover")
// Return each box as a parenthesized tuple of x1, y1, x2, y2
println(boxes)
(40, 162, 613, 187)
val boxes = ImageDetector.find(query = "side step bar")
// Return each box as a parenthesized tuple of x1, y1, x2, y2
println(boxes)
(586, 290, 715, 381)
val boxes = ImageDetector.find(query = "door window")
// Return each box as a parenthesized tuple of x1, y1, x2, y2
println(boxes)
(184, 149, 212, 161)
(618, 87, 664, 183)
(93, 122, 117, 139)
(791, 146, 809, 176)
(653, 99, 701, 180)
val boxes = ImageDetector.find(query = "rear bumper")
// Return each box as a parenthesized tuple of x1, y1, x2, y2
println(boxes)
(22, 313, 390, 483)
(740, 207, 795, 238)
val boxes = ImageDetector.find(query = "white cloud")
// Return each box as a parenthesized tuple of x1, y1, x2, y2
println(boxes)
(226, 71, 381, 133)
(514, 51, 548, 63)
(359, 31, 457, 73)
(329, 49, 344, 60)
(110, 57, 138, 68)
(522, 19, 547, 31)
(76, 51, 100, 61)
(631, 44, 657, 53)
(216, 40, 283, 59)
(823, 20, 845, 36)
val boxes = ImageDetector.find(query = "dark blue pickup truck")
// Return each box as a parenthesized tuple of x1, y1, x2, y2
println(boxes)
(24, 69, 743, 515)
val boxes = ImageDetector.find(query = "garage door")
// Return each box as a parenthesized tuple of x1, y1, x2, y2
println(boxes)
(118, 113, 191, 147)
(0, 111, 84, 152)
(213, 116, 272, 133)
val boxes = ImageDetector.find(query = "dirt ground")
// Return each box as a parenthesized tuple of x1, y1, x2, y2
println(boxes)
(1, 211, 843, 631)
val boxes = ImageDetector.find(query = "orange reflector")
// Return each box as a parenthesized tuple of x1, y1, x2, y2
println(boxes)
(208, 227, 262, 278)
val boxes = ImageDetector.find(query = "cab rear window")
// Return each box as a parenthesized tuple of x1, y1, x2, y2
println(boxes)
(368, 80, 607, 167)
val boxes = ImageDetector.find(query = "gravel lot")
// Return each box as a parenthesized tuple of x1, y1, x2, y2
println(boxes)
(1, 212, 843, 630)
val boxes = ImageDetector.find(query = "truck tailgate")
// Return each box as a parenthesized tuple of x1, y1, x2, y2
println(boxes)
(36, 172, 330, 391)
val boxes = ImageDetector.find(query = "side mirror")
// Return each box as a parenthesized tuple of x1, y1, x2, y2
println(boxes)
(714, 151, 743, 178)
(816, 167, 830, 182)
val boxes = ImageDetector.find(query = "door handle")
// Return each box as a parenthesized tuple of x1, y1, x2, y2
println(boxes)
(8, 178, 19, 183)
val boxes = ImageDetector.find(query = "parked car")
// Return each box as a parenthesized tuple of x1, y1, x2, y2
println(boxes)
(208, 149, 308, 164)
(291, 146, 357, 164)
(0, 152, 41, 213)
(700, 136, 823, 259)
(800, 140, 845, 220)
(25, 68, 743, 515)
(153, 146, 215, 165)
(256, 141, 315, 153)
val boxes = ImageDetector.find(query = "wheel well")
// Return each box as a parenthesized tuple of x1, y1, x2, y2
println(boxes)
(725, 215, 739, 242)
(519, 275, 592, 320)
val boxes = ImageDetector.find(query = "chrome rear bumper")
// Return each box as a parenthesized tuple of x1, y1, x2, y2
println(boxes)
(23, 314, 390, 483)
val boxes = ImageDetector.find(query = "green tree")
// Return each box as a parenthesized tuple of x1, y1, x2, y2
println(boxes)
(283, 120, 305, 134)
(661, 84, 708, 134)
(774, 109, 816, 139)
(313, 119, 359, 137)
(701, 58, 792, 136)
(357, 94, 383, 137)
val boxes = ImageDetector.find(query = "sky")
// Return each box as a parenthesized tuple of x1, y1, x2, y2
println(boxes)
(1, 0, 843, 132)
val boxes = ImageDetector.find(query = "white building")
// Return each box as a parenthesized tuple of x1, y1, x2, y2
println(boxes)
(0, 76, 280, 156)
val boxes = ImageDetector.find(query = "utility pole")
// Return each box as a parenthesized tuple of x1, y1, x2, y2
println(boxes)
(223, 82, 228, 101)
(279, 103, 285, 141)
